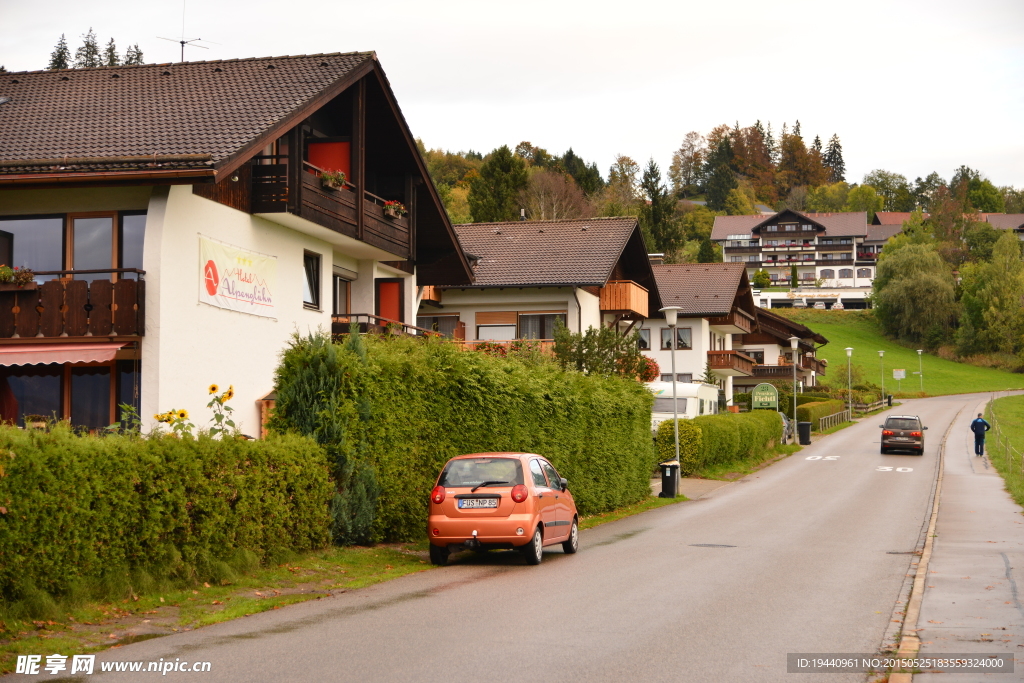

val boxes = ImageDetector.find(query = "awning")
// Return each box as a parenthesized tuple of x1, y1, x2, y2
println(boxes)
(0, 343, 127, 367)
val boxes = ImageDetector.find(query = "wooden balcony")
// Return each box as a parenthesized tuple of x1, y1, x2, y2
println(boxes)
(707, 350, 755, 376)
(419, 285, 442, 305)
(0, 270, 144, 340)
(600, 280, 648, 318)
(251, 159, 412, 260)
(708, 309, 754, 334)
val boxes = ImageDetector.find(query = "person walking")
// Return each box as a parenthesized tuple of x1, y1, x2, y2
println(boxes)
(971, 413, 991, 456)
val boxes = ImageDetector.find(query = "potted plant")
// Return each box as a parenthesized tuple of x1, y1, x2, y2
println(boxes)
(383, 200, 407, 219)
(23, 414, 47, 429)
(0, 265, 36, 291)
(321, 169, 347, 191)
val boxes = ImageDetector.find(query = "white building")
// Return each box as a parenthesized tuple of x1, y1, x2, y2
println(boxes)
(0, 52, 472, 434)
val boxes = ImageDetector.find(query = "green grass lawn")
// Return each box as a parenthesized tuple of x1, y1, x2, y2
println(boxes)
(776, 309, 1024, 397)
(986, 395, 1024, 509)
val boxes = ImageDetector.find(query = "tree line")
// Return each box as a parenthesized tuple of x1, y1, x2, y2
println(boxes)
(45, 29, 144, 70)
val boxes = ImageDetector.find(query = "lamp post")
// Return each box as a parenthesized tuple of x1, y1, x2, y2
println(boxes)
(845, 347, 853, 418)
(917, 349, 924, 393)
(660, 306, 683, 464)
(789, 336, 800, 432)
(878, 350, 885, 405)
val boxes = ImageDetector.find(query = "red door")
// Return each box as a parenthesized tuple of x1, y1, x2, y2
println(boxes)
(375, 279, 403, 323)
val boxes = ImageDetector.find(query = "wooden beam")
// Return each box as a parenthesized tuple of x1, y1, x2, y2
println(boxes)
(354, 78, 366, 242)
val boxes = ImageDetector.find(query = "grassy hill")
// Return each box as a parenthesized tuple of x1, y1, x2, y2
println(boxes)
(775, 309, 1024, 397)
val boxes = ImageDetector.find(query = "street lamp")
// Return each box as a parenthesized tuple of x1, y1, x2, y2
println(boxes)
(845, 347, 853, 418)
(917, 349, 924, 394)
(878, 350, 886, 405)
(660, 306, 683, 464)
(789, 336, 800, 433)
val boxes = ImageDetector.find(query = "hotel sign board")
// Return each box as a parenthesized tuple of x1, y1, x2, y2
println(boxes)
(752, 383, 779, 410)
(199, 235, 278, 319)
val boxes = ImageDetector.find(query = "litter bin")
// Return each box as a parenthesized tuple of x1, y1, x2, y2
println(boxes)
(659, 460, 680, 499)
(797, 421, 812, 445)
(887, 394, 893, 407)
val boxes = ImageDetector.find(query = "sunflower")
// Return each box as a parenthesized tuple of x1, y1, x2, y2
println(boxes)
(208, 384, 219, 395)
(224, 386, 235, 401)
(177, 409, 189, 420)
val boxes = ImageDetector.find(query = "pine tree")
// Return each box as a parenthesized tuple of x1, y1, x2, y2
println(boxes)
(467, 145, 529, 222)
(0, 66, 5, 73)
(706, 163, 737, 211)
(48, 34, 71, 70)
(812, 135, 822, 153)
(124, 44, 145, 65)
(639, 159, 679, 253)
(793, 120, 801, 138)
(824, 134, 846, 183)
(697, 237, 716, 263)
(765, 122, 776, 165)
(74, 28, 101, 68)
(103, 38, 120, 67)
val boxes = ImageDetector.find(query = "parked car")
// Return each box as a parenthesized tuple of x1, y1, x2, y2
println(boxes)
(880, 415, 928, 454)
(427, 452, 578, 566)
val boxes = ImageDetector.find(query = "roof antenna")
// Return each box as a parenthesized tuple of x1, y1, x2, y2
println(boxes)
(157, 0, 217, 62)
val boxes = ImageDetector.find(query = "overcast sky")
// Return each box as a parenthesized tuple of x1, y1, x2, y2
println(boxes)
(3, 0, 1023, 188)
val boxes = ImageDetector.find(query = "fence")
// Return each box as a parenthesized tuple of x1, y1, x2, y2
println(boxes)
(853, 399, 885, 414)
(986, 398, 1024, 475)
(819, 409, 851, 432)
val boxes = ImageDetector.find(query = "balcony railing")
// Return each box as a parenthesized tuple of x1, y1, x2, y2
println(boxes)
(0, 269, 145, 339)
(707, 350, 754, 376)
(708, 310, 754, 334)
(331, 313, 440, 338)
(600, 280, 649, 318)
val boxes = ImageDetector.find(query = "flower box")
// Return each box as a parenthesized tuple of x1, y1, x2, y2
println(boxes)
(383, 201, 407, 219)
(0, 282, 37, 292)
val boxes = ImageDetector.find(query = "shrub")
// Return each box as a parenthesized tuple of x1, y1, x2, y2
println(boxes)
(655, 411, 781, 475)
(0, 426, 331, 607)
(272, 333, 655, 541)
(796, 399, 847, 430)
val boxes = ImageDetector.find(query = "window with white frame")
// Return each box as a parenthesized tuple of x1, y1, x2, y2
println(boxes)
(660, 327, 692, 350)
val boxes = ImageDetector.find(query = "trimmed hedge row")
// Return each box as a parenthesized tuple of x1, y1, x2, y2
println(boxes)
(655, 410, 783, 475)
(272, 333, 656, 542)
(0, 427, 331, 605)
(796, 399, 848, 430)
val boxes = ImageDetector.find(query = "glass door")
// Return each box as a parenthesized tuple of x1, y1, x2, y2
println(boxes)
(70, 215, 115, 282)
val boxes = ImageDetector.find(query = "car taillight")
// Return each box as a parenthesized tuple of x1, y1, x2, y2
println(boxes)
(431, 486, 445, 504)
(511, 485, 528, 503)
(911, 431, 922, 437)
(882, 430, 894, 436)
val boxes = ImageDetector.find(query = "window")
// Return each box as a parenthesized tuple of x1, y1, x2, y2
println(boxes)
(659, 373, 692, 383)
(839, 269, 853, 278)
(784, 224, 796, 231)
(332, 276, 350, 315)
(477, 325, 516, 340)
(541, 461, 562, 489)
(747, 255, 759, 262)
(857, 268, 872, 278)
(518, 313, 566, 339)
(661, 327, 692, 350)
(440, 458, 524, 487)
(820, 269, 835, 279)
(820, 238, 833, 245)
(765, 225, 778, 232)
(653, 397, 688, 412)
(730, 256, 742, 262)
(824, 253, 833, 260)
(417, 315, 459, 337)
(0, 216, 64, 282)
(840, 238, 852, 244)
(71, 366, 111, 431)
(120, 213, 146, 280)
(801, 224, 812, 230)
(840, 253, 850, 260)
(72, 215, 114, 283)
(745, 349, 765, 364)
(767, 240, 778, 246)
(638, 329, 651, 350)
(302, 252, 321, 309)
(529, 459, 548, 488)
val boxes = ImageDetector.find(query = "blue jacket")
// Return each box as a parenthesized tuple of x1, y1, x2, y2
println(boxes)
(971, 418, 991, 436)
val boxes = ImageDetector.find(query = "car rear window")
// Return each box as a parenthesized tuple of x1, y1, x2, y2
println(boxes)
(885, 418, 921, 430)
(439, 458, 524, 488)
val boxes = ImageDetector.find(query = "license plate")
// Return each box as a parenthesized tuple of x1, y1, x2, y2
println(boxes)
(892, 437, 908, 441)
(458, 498, 498, 509)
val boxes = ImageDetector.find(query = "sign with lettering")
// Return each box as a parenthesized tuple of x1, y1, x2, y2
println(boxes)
(198, 235, 277, 319)
(893, 369, 906, 380)
(751, 383, 779, 410)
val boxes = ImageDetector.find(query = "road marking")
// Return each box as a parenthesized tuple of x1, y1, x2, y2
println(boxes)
(806, 455, 840, 461)
(876, 466, 913, 472)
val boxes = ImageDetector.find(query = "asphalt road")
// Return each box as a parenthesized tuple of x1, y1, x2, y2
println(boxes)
(30, 394, 993, 682)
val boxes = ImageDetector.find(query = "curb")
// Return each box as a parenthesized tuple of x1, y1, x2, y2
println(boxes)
(889, 406, 962, 683)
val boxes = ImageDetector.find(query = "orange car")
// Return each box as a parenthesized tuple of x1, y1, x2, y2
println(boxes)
(427, 452, 579, 566)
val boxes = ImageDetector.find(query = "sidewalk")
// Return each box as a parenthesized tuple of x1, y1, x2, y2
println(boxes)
(649, 475, 731, 499)
(915, 398, 1024, 681)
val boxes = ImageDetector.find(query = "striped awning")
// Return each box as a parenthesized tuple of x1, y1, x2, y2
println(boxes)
(0, 343, 126, 367)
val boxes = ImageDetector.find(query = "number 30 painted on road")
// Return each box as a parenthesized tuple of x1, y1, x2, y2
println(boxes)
(806, 456, 840, 460)
(876, 466, 913, 472)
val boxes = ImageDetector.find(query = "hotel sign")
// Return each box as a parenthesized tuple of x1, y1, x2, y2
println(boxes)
(199, 235, 277, 319)
(752, 383, 779, 410)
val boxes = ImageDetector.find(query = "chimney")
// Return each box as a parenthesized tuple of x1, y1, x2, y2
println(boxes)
(649, 253, 665, 266)
(519, 208, 526, 221)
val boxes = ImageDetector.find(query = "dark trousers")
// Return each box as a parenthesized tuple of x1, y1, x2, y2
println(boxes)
(975, 434, 985, 455)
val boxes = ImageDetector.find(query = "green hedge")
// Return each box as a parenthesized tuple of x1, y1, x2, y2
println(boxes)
(796, 399, 847, 430)
(0, 427, 331, 607)
(655, 410, 782, 475)
(272, 333, 656, 542)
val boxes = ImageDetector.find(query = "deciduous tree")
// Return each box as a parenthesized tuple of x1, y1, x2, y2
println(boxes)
(843, 185, 884, 222)
(872, 244, 957, 343)
(863, 169, 913, 211)
(519, 170, 592, 221)
(668, 131, 705, 198)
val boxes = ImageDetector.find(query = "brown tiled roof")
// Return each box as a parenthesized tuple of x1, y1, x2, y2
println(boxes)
(711, 210, 868, 240)
(0, 52, 374, 175)
(652, 262, 748, 317)
(866, 224, 903, 242)
(988, 214, 1024, 230)
(448, 217, 643, 288)
(873, 211, 928, 225)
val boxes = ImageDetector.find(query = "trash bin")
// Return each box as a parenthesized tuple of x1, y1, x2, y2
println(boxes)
(887, 394, 893, 407)
(659, 460, 680, 499)
(797, 421, 812, 445)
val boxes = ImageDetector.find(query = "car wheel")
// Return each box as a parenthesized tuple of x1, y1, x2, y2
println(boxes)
(521, 527, 543, 565)
(562, 518, 579, 554)
(429, 544, 449, 566)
